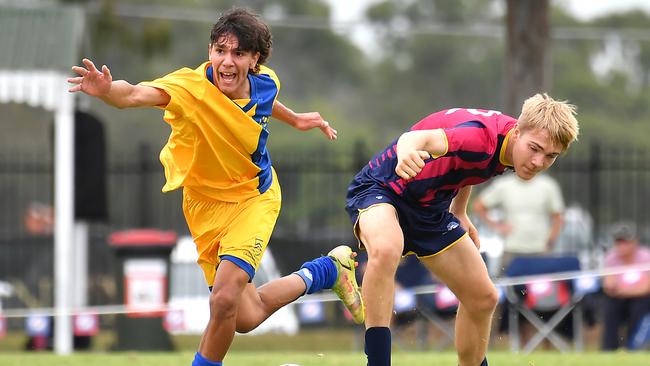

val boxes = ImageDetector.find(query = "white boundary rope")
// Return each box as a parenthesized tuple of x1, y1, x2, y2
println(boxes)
(1, 263, 649, 318)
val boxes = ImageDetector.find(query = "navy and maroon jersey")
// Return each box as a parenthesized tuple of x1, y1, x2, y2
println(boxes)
(349, 108, 516, 211)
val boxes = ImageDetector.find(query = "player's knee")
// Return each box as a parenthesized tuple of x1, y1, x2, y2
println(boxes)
(235, 322, 253, 333)
(236, 320, 256, 334)
(367, 241, 402, 272)
(475, 285, 499, 314)
(463, 284, 498, 315)
(208, 289, 239, 320)
(485, 286, 499, 311)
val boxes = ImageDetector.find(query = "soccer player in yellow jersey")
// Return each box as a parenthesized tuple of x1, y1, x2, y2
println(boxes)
(69, 8, 364, 366)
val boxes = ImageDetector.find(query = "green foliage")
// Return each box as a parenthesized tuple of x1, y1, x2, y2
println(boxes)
(547, 9, 650, 148)
(92, 1, 137, 57)
(549, 5, 584, 27)
(592, 10, 650, 28)
(141, 20, 172, 58)
(361, 1, 505, 143)
(366, 1, 396, 24)
(270, 27, 367, 98)
(368, 0, 498, 25)
(53, 0, 650, 155)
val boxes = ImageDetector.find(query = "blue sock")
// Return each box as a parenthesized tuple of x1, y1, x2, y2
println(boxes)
(192, 352, 222, 366)
(294, 256, 337, 294)
(480, 357, 488, 366)
(365, 327, 391, 366)
(293, 267, 313, 295)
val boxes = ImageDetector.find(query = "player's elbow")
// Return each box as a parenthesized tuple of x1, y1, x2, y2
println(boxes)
(472, 199, 486, 216)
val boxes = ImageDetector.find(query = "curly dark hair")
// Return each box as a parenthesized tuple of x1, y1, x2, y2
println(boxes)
(210, 8, 272, 73)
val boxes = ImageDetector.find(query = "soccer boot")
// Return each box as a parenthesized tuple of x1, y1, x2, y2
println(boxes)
(328, 245, 365, 324)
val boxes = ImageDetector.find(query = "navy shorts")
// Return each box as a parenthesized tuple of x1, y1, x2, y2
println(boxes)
(345, 182, 467, 257)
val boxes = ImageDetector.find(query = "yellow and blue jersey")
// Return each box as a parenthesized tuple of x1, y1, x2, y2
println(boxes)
(141, 62, 280, 202)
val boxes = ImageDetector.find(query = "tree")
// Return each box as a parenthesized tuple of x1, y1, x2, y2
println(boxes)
(505, 0, 549, 115)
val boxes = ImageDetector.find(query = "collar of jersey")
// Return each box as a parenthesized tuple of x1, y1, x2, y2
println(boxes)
(499, 129, 514, 167)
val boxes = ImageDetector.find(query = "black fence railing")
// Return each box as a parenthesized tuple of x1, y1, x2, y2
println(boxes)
(551, 144, 650, 244)
(0, 142, 649, 308)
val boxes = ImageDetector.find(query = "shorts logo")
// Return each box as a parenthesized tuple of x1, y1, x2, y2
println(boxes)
(254, 237, 263, 256)
(447, 222, 459, 231)
(375, 195, 383, 200)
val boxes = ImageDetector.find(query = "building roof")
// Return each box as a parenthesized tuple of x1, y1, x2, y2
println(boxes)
(0, 3, 84, 72)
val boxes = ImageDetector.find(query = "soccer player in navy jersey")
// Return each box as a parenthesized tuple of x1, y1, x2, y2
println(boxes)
(345, 94, 579, 366)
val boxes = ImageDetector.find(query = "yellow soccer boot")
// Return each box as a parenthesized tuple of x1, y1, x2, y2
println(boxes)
(327, 245, 365, 324)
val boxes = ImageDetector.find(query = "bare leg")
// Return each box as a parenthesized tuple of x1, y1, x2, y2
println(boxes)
(235, 272, 306, 333)
(198, 260, 308, 361)
(420, 237, 498, 366)
(357, 204, 405, 328)
(198, 260, 249, 362)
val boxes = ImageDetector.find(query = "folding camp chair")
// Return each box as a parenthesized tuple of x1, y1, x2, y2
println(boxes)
(504, 255, 591, 353)
(391, 256, 459, 350)
(417, 284, 459, 350)
(392, 284, 458, 350)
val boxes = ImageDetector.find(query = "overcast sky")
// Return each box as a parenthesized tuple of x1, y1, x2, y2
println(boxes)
(562, 0, 650, 20)
(325, 0, 650, 23)
(323, 0, 650, 55)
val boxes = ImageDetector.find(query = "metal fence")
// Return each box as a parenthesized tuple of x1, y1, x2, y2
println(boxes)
(552, 144, 650, 244)
(0, 142, 649, 310)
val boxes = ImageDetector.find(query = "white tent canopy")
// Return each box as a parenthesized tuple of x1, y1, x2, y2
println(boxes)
(0, 71, 66, 110)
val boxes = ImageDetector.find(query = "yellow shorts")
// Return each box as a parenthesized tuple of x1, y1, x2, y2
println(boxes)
(182, 174, 281, 286)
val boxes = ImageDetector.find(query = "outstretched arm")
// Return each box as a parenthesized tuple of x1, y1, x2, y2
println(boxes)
(68, 58, 169, 109)
(272, 100, 337, 140)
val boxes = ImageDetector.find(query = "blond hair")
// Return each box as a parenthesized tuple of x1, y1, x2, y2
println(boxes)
(518, 93, 579, 151)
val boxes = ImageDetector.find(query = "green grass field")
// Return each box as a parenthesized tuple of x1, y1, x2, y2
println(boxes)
(0, 351, 649, 366)
(1, 328, 648, 365)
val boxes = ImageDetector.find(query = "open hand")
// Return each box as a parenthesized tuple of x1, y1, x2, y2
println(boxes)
(457, 214, 481, 249)
(67, 58, 112, 97)
(318, 120, 337, 140)
(294, 112, 337, 140)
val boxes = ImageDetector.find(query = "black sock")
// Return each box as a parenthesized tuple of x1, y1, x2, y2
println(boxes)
(365, 327, 391, 366)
